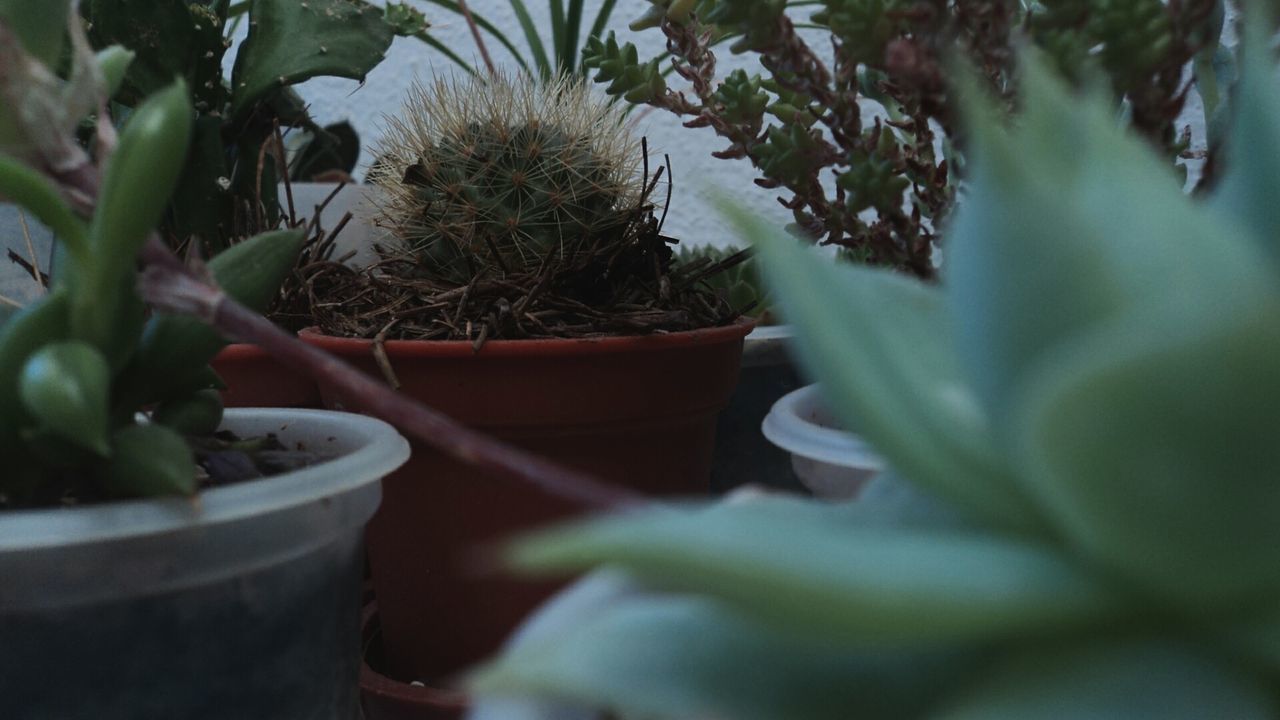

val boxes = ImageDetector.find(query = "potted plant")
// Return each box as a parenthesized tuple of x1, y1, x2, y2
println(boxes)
(464, 17, 1280, 718)
(291, 71, 752, 702)
(591, 0, 1223, 500)
(0, 8, 412, 716)
(78, 0, 434, 409)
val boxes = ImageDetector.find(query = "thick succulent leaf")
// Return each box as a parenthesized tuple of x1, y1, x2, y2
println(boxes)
(0, 0, 68, 67)
(1212, 19, 1280, 270)
(470, 572, 971, 720)
(229, 0, 394, 120)
(1016, 299, 1280, 609)
(732, 205, 1040, 531)
(509, 496, 1124, 647)
(936, 638, 1275, 719)
(947, 56, 1274, 436)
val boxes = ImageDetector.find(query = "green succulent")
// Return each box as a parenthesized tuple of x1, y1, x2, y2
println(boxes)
(813, 0, 909, 65)
(0, 10, 302, 506)
(676, 245, 770, 320)
(583, 33, 669, 104)
(373, 74, 644, 282)
(704, 0, 788, 53)
(80, 0, 421, 253)
(714, 70, 769, 126)
(467, 31, 1280, 720)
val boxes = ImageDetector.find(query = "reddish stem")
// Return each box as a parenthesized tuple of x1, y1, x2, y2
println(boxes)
(139, 238, 644, 512)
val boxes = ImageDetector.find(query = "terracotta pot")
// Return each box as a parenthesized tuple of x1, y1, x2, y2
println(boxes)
(361, 603, 467, 720)
(212, 343, 323, 408)
(301, 320, 752, 686)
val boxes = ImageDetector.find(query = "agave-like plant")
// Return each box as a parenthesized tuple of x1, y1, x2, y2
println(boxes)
(463, 23, 1280, 720)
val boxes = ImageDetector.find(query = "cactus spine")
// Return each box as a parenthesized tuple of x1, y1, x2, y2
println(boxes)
(373, 73, 646, 282)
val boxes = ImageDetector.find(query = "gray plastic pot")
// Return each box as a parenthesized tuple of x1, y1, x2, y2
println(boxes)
(762, 384, 886, 500)
(0, 408, 410, 720)
(710, 325, 806, 494)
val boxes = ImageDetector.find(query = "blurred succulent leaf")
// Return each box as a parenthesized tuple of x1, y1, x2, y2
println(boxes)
(1212, 18, 1280, 271)
(0, 0, 68, 67)
(1016, 300, 1280, 609)
(102, 422, 198, 497)
(18, 341, 111, 456)
(94, 45, 136, 99)
(230, 0, 394, 120)
(936, 639, 1275, 719)
(730, 204, 1040, 530)
(472, 579, 971, 720)
(946, 55, 1274, 438)
(510, 496, 1123, 647)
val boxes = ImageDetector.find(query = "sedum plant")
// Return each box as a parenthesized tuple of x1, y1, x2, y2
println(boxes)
(465, 25, 1280, 720)
(80, 0, 429, 253)
(0, 8, 302, 506)
(584, 0, 1220, 278)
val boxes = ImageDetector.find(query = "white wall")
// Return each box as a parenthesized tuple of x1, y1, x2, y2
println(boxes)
(292, 1, 1232, 250)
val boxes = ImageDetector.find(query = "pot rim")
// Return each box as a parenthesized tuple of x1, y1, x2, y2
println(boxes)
(360, 601, 470, 712)
(300, 317, 755, 358)
(762, 384, 886, 471)
(0, 408, 409, 552)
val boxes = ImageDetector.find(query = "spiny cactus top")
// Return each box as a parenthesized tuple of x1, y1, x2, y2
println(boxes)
(372, 73, 646, 283)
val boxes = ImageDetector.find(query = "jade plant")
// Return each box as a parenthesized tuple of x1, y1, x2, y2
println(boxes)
(0, 8, 303, 505)
(79, 0, 430, 254)
(584, 0, 1221, 278)
(465, 24, 1280, 720)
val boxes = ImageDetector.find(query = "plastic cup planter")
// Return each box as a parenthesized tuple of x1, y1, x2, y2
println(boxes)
(0, 409, 410, 719)
(762, 384, 886, 500)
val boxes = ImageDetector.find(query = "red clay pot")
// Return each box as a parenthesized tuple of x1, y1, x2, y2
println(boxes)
(361, 603, 467, 720)
(211, 343, 323, 408)
(302, 321, 752, 687)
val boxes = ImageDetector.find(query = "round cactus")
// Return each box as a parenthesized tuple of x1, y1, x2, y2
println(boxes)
(372, 73, 646, 282)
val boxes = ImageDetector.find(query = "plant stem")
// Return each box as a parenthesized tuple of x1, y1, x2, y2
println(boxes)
(137, 237, 643, 512)
(456, 0, 497, 76)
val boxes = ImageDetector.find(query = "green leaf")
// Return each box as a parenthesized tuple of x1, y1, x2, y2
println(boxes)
(0, 0, 68, 67)
(1016, 299, 1280, 609)
(730, 204, 1040, 532)
(102, 422, 198, 497)
(509, 496, 1125, 647)
(937, 639, 1275, 719)
(82, 0, 229, 111)
(505, 0, 552, 79)
(947, 56, 1275, 438)
(1212, 18, 1280, 272)
(229, 0, 394, 120)
(19, 341, 111, 456)
(471, 573, 972, 720)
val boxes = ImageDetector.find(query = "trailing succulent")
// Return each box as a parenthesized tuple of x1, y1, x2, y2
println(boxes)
(584, 0, 1222, 279)
(466, 25, 1280, 720)
(0, 7, 302, 507)
(79, 0, 428, 254)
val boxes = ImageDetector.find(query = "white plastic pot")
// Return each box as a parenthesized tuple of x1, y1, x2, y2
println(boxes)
(0, 408, 410, 719)
(762, 384, 886, 500)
